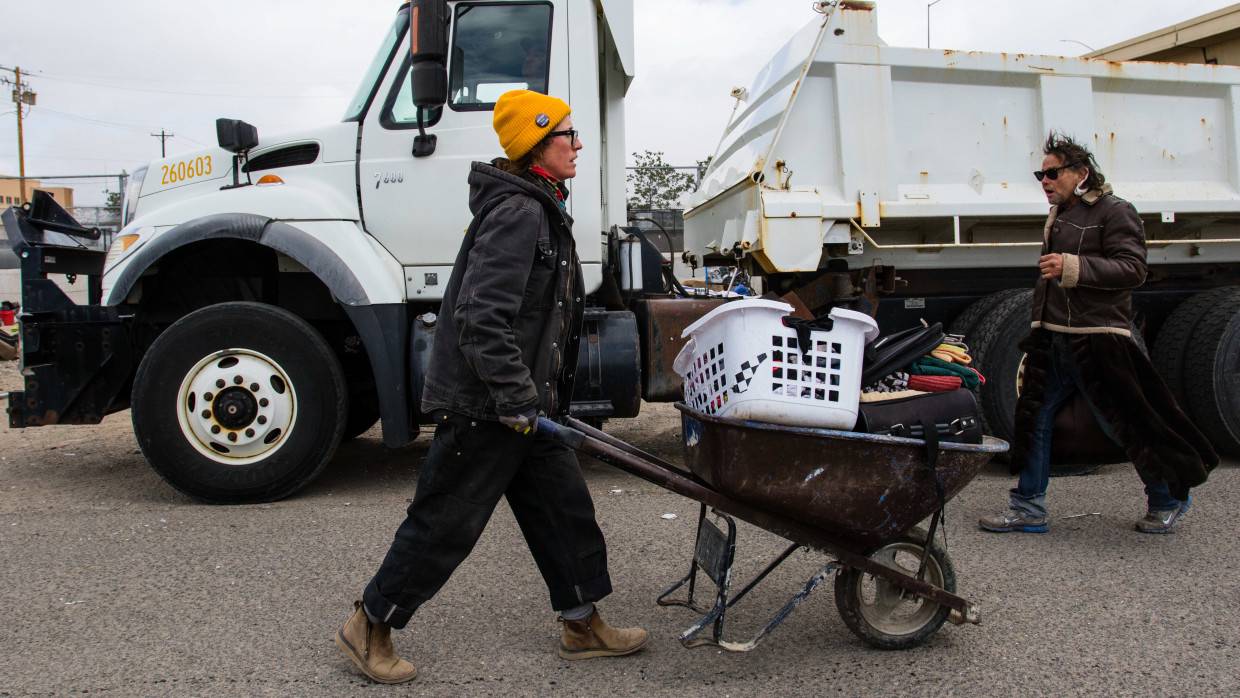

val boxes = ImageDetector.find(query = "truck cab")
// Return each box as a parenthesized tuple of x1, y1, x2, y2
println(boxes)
(3, 0, 639, 503)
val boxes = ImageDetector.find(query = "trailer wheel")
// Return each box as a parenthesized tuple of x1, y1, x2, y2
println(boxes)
(1151, 287, 1235, 404)
(833, 527, 955, 650)
(1182, 288, 1240, 456)
(131, 302, 347, 503)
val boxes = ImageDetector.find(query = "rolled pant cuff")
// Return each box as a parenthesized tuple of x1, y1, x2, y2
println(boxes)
(551, 574, 613, 612)
(363, 578, 419, 630)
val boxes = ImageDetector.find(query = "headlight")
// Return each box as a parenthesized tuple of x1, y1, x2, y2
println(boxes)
(121, 166, 147, 227)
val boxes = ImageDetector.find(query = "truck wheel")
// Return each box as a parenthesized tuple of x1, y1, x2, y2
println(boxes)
(967, 290, 1034, 446)
(131, 302, 347, 503)
(1151, 287, 1236, 405)
(947, 288, 1028, 343)
(833, 527, 955, 650)
(969, 290, 1148, 474)
(1182, 288, 1240, 456)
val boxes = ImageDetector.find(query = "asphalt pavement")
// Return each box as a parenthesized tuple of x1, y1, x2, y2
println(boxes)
(1, 390, 1238, 697)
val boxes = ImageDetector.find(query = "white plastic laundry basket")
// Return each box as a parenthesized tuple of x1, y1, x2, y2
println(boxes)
(673, 299, 879, 428)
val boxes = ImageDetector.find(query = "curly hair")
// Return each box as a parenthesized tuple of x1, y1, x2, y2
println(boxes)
(1043, 131, 1106, 191)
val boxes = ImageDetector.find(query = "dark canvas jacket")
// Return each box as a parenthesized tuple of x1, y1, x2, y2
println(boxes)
(1031, 185, 1147, 337)
(420, 161, 585, 421)
(1012, 330, 1218, 501)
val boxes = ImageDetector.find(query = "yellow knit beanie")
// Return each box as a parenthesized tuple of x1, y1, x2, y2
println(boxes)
(493, 90, 571, 162)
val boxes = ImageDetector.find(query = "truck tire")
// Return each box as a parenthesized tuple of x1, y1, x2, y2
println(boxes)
(1182, 288, 1240, 456)
(1151, 287, 1236, 405)
(967, 290, 1034, 446)
(947, 288, 1028, 344)
(131, 302, 347, 504)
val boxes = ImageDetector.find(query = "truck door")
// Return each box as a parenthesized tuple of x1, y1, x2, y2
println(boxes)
(357, 0, 568, 300)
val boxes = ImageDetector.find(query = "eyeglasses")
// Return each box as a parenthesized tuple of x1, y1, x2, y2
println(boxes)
(1034, 162, 1080, 181)
(547, 129, 580, 144)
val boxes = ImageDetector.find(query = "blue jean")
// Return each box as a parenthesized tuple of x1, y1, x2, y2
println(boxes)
(1010, 333, 1182, 518)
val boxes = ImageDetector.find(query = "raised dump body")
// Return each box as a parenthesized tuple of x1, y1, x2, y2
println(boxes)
(684, 1, 1240, 274)
(684, 1, 1240, 465)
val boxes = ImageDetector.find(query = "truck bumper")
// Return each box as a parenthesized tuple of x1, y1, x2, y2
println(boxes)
(2, 201, 135, 427)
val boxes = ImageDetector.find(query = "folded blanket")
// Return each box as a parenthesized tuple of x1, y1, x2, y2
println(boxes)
(909, 356, 985, 389)
(907, 374, 963, 392)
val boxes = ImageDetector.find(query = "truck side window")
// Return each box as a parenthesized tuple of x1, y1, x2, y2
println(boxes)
(449, 2, 553, 111)
(382, 2, 552, 128)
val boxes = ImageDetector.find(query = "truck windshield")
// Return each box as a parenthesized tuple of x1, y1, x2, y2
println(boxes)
(342, 9, 410, 122)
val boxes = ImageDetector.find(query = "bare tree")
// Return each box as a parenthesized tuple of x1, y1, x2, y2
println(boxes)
(626, 150, 698, 210)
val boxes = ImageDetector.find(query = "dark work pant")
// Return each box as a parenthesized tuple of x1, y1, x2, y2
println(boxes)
(363, 411, 613, 629)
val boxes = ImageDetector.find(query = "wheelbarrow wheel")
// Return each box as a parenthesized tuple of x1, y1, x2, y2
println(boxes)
(834, 527, 956, 650)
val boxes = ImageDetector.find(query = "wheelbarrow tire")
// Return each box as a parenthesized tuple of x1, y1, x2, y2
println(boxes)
(834, 527, 956, 650)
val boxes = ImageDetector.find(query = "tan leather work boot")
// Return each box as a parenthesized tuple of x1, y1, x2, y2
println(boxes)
(559, 608, 648, 660)
(335, 601, 417, 684)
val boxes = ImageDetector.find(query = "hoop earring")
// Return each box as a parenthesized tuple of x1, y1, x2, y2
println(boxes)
(1072, 168, 1090, 196)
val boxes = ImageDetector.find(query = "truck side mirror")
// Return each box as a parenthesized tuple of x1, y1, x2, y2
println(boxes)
(410, 0, 450, 108)
(216, 118, 260, 188)
(216, 118, 258, 154)
(409, 0, 450, 157)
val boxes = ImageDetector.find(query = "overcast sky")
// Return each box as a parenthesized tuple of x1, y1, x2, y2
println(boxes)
(1, 0, 1233, 205)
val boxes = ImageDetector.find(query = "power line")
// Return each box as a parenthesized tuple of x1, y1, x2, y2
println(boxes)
(24, 107, 208, 146)
(32, 71, 347, 100)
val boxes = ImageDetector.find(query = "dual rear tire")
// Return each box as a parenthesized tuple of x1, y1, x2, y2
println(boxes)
(955, 286, 1240, 460)
(1151, 287, 1240, 456)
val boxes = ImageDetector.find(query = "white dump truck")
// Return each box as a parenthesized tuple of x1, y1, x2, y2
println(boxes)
(4, 0, 1238, 503)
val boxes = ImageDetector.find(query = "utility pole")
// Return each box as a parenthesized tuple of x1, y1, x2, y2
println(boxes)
(927, 0, 945, 49)
(150, 129, 174, 158)
(2, 66, 37, 204)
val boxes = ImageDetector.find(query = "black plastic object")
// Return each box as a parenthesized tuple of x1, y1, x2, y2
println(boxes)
(215, 118, 259, 154)
(861, 322, 945, 388)
(410, 0, 449, 106)
(27, 189, 100, 240)
(854, 388, 983, 444)
(243, 143, 319, 172)
(613, 227, 667, 295)
(570, 309, 642, 418)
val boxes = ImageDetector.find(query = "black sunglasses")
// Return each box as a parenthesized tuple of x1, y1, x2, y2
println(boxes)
(547, 129, 579, 144)
(1034, 162, 1081, 181)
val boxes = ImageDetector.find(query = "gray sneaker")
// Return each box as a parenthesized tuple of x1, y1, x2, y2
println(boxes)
(1135, 499, 1191, 534)
(979, 508, 1049, 533)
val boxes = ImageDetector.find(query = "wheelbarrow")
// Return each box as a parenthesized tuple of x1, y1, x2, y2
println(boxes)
(536, 404, 1007, 651)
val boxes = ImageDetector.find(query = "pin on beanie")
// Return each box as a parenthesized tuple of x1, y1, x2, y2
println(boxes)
(493, 89, 571, 162)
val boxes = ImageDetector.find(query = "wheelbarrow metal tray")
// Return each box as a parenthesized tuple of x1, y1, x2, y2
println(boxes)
(677, 404, 1008, 546)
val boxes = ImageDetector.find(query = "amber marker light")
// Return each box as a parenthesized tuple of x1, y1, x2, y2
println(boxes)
(256, 174, 285, 186)
(116, 233, 141, 252)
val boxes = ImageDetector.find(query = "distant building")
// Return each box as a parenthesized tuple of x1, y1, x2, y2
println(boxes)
(0, 177, 75, 208)
(1087, 4, 1240, 64)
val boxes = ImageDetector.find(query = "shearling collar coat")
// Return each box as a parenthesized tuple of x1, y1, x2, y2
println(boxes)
(1031, 185, 1147, 337)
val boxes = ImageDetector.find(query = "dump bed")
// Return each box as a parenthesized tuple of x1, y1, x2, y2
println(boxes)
(684, 1, 1240, 273)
